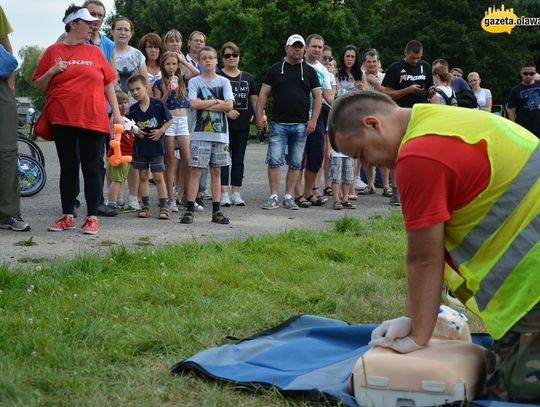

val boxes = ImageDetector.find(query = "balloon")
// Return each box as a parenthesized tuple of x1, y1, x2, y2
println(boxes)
(108, 123, 133, 167)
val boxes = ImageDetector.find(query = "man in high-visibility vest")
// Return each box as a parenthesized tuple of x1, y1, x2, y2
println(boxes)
(328, 90, 539, 402)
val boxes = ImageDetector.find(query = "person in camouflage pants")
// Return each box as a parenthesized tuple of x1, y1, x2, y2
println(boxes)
(486, 305, 540, 402)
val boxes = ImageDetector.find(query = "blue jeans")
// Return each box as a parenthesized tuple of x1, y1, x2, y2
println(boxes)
(266, 122, 307, 169)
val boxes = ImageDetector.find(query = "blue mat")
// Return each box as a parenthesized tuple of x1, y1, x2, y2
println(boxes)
(171, 314, 536, 406)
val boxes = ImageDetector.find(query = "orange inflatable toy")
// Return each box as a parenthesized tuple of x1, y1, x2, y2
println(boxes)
(108, 123, 133, 167)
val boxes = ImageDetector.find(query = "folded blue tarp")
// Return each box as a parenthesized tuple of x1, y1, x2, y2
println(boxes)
(171, 314, 536, 407)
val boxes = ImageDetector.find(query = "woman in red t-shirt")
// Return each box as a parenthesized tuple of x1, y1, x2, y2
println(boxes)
(33, 5, 122, 235)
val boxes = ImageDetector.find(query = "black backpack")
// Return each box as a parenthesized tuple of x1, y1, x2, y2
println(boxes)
(436, 88, 478, 108)
(435, 89, 458, 106)
(454, 88, 478, 108)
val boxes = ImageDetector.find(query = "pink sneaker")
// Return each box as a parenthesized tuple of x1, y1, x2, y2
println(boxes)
(81, 216, 99, 235)
(48, 215, 76, 232)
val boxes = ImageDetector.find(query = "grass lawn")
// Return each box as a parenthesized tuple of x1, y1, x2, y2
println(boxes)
(0, 212, 480, 406)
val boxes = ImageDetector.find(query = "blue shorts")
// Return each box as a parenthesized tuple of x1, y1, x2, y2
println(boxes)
(132, 155, 165, 172)
(266, 122, 307, 169)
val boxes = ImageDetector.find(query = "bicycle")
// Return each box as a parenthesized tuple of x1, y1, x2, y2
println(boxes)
(19, 153, 47, 197)
(17, 132, 45, 166)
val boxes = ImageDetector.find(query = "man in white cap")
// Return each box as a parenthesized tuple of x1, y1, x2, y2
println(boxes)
(256, 34, 322, 210)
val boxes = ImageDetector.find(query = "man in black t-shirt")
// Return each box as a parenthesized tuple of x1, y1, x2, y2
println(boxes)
(255, 34, 322, 210)
(507, 62, 540, 139)
(381, 40, 433, 206)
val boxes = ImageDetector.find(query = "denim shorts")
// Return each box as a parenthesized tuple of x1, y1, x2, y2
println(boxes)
(266, 122, 307, 169)
(132, 155, 165, 172)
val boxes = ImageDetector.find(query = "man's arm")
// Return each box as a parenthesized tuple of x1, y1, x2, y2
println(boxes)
(306, 87, 322, 134)
(322, 88, 333, 106)
(255, 84, 271, 130)
(405, 223, 446, 346)
(507, 107, 516, 122)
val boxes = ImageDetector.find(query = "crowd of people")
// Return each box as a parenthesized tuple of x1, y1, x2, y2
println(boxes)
(1, 1, 539, 235)
(1, 3, 539, 404)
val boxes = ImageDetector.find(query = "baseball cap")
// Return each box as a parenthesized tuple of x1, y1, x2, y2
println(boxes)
(62, 8, 100, 24)
(286, 34, 305, 47)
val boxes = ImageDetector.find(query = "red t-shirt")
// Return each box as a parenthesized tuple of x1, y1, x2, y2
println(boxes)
(396, 135, 491, 231)
(33, 42, 116, 134)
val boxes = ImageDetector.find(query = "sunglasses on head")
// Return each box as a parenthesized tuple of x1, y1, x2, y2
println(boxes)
(223, 53, 239, 59)
(522, 72, 536, 76)
(321, 56, 333, 62)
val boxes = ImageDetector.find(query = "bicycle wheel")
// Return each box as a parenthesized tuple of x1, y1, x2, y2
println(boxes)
(19, 154, 47, 197)
(17, 134, 45, 166)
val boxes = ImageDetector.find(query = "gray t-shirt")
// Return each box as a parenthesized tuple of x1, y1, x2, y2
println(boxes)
(188, 75, 234, 143)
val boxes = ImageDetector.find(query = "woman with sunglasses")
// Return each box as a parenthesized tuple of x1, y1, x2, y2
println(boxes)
(217, 42, 260, 207)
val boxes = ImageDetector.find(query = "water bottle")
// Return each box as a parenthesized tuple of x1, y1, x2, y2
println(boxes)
(170, 75, 178, 91)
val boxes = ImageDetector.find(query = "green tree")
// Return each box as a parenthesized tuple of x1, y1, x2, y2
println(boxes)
(15, 45, 45, 111)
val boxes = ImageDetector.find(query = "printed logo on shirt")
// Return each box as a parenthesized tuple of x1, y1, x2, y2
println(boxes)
(520, 87, 540, 111)
(230, 80, 250, 110)
(195, 86, 226, 134)
(66, 60, 94, 66)
(399, 74, 426, 83)
(136, 117, 159, 132)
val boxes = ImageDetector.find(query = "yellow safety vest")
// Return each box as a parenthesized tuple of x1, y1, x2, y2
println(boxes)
(400, 104, 540, 339)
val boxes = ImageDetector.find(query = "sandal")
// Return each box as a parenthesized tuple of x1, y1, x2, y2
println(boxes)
(333, 201, 343, 210)
(159, 208, 171, 220)
(179, 211, 193, 224)
(138, 206, 152, 218)
(358, 185, 376, 195)
(348, 193, 358, 201)
(382, 187, 392, 197)
(342, 201, 357, 209)
(295, 196, 312, 208)
(212, 211, 230, 224)
(311, 188, 328, 204)
(323, 186, 333, 196)
(307, 194, 327, 206)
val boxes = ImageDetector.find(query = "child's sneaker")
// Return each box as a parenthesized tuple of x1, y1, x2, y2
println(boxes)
(220, 192, 231, 207)
(127, 195, 141, 210)
(48, 215, 76, 232)
(167, 199, 179, 213)
(230, 192, 245, 206)
(81, 216, 99, 235)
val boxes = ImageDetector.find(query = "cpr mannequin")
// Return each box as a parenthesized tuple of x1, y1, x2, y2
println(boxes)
(351, 306, 487, 407)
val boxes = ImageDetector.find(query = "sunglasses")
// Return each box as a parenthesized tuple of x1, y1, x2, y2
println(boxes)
(522, 72, 536, 76)
(223, 53, 239, 59)
(321, 56, 333, 62)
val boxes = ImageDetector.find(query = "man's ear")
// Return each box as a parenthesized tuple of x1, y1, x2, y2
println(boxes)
(362, 115, 380, 130)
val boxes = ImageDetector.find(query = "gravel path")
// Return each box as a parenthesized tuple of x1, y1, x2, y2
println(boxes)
(1, 141, 396, 266)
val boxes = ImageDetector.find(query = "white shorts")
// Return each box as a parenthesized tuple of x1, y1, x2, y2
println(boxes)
(165, 115, 189, 137)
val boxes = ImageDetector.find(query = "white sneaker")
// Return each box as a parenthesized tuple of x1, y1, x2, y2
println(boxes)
(194, 202, 204, 212)
(220, 192, 231, 207)
(230, 192, 245, 206)
(127, 195, 141, 210)
(167, 199, 179, 213)
(354, 177, 367, 190)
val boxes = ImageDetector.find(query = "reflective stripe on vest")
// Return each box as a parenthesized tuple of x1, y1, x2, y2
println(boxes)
(475, 213, 540, 310)
(449, 144, 540, 269)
